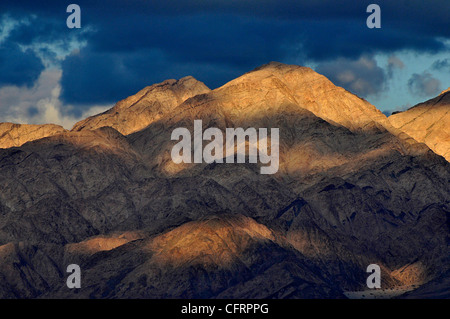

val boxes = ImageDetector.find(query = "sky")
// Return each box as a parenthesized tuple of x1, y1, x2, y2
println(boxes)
(0, 0, 449, 129)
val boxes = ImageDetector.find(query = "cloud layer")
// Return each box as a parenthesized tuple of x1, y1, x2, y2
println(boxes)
(0, 42, 44, 87)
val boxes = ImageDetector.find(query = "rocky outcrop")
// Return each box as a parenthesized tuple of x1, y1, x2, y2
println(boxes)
(389, 88, 450, 161)
(71, 76, 211, 135)
(0, 122, 66, 149)
(219, 62, 389, 132)
(47, 214, 344, 298)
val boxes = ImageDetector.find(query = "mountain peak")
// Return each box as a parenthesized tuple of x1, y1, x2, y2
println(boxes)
(243, 61, 313, 79)
(0, 122, 66, 149)
(389, 88, 450, 161)
(71, 62, 391, 138)
(71, 76, 210, 135)
(211, 61, 387, 132)
(440, 87, 450, 95)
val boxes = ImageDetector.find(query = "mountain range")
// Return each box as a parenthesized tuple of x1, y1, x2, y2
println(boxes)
(0, 62, 448, 298)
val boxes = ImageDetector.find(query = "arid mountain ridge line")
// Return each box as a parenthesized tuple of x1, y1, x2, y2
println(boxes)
(388, 87, 450, 161)
(0, 61, 448, 164)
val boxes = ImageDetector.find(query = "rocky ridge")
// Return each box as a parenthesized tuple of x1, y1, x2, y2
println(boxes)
(389, 87, 450, 161)
(0, 123, 66, 149)
(71, 76, 211, 135)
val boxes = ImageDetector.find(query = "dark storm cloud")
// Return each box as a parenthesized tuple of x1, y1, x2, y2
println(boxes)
(3, 0, 448, 35)
(0, 42, 44, 87)
(58, 6, 447, 106)
(408, 72, 442, 97)
(59, 12, 295, 107)
(0, 0, 449, 107)
(7, 15, 64, 46)
(88, 13, 285, 67)
(60, 47, 243, 112)
(74, 2, 448, 62)
(4, 13, 90, 61)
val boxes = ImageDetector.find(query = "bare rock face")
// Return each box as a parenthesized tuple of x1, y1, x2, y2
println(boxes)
(49, 214, 344, 299)
(0, 63, 448, 299)
(71, 76, 210, 135)
(0, 122, 66, 149)
(402, 267, 450, 299)
(218, 62, 389, 132)
(389, 88, 450, 161)
(130, 61, 430, 178)
(0, 242, 63, 298)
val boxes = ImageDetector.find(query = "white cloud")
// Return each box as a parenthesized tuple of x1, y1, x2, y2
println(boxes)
(0, 69, 111, 129)
(0, 13, 105, 129)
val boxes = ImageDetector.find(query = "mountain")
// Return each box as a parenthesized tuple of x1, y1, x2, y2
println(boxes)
(0, 122, 66, 149)
(130, 62, 428, 176)
(389, 88, 450, 161)
(402, 267, 450, 299)
(219, 62, 388, 131)
(47, 214, 344, 298)
(71, 76, 211, 135)
(0, 62, 448, 299)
